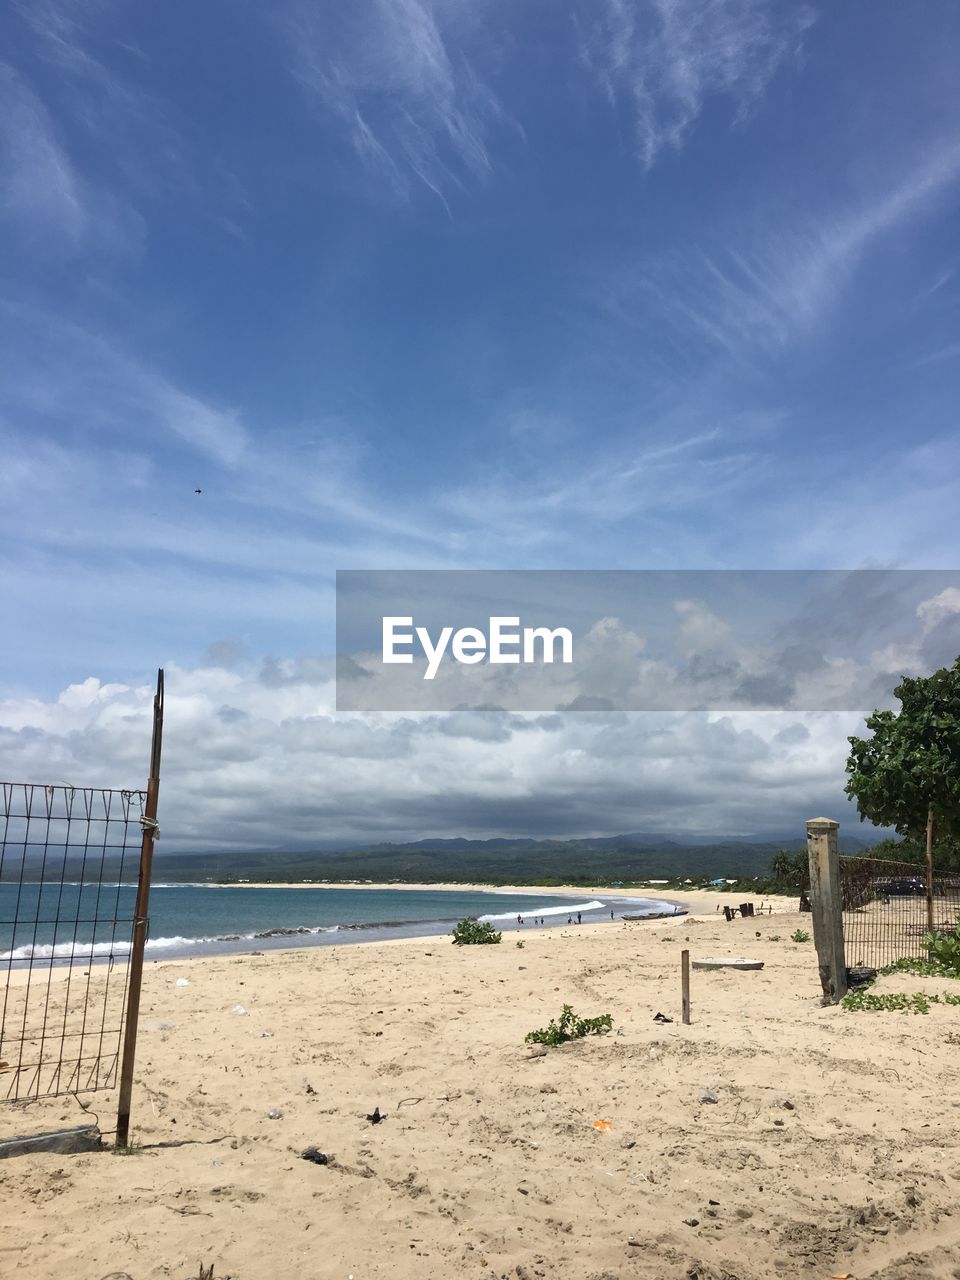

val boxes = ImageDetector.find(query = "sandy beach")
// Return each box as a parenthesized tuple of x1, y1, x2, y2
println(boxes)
(2, 893, 959, 1280)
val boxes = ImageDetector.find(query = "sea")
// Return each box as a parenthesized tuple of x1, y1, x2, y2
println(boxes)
(0, 883, 682, 966)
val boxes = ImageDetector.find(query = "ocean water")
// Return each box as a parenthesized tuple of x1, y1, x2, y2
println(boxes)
(0, 883, 680, 965)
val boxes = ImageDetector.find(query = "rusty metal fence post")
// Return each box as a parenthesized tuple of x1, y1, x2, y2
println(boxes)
(806, 816, 847, 1003)
(116, 670, 164, 1147)
(925, 808, 936, 937)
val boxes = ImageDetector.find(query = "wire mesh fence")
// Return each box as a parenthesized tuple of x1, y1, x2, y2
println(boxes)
(839, 855, 960, 972)
(0, 783, 147, 1101)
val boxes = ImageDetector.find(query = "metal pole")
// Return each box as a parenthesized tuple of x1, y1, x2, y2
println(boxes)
(926, 807, 936, 937)
(116, 670, 164, 1147)
(681, 949, 691, 1025)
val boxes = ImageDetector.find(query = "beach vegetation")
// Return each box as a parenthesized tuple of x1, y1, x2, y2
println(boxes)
(882, 956, 953, 979)
(925, 919, 960, 974)
(525, 1004, 613, 1046)
(791, 928, 810, 943)
(842, 988, 960, 1014)
(842, 943, 960, 1013)
(451, 918, 501, 945)
(842, 989, 933, 1013)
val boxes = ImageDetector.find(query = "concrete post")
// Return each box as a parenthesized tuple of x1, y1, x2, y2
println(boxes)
(806, 817, 847, 1003)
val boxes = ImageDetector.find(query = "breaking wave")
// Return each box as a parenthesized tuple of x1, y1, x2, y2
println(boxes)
(479, 900, 606, 921)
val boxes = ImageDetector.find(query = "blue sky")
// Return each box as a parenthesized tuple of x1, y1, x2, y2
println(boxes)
(2, 2, 959, 845)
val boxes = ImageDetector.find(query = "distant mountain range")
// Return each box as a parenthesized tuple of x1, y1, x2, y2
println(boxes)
(8, 828, 875, 886)
(140, 829, 871, 885)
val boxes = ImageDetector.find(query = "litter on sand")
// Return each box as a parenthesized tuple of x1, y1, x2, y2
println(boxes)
(652, 1011, 673, 1023)
(692, 958, 764, 971)
(232, 1005, 248, 1015)
(301, 1147, 329, 1165)
(592, 1120, 614, 1132)
(175, 978, 190, 987)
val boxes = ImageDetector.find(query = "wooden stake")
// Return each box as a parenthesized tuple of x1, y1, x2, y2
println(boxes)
(116, 669, 164, 1148)
(681, 949, 691, 1025)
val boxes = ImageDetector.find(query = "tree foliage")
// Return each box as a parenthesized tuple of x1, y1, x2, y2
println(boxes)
(863, 834, 960, 874)
(845, 657, 960, 844)
(769, 849, 807, 888)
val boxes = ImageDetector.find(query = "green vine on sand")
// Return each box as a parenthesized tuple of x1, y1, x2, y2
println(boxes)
(525, 1004, 613, 1046)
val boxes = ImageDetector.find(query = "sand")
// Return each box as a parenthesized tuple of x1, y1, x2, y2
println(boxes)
(2, 895, 960, 1280)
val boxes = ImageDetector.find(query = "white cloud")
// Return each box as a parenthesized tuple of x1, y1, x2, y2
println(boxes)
(287, 0, 505, 202)
(917, 588, 960, 632)
(614, 138, 960, 363)
(284, 0, 811, 198)
(0, 62, 140, 251)
(0, 661, 862, 849)
(580, 0, 813, 167)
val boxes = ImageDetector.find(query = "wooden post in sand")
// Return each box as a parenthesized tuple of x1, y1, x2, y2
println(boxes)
(116, 670, 164, 1147)
(681, 949, 691, 1024)
(805, 817, 847, 1003)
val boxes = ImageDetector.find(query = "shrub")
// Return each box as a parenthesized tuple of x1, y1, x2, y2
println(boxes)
(525, 1004, 613, 1046)
(451, 918, 501, 945)
(924, 919, 960, 975)
(791, 928, 811, 943)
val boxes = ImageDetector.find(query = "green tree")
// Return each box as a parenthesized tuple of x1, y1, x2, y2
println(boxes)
(864, 835, 960, 874)
(845, 657, 960, 869)
(769, 848, 807, 888)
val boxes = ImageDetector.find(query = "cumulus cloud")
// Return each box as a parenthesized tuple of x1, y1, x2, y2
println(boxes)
(336, 573, 960, 713)
(0, 656, 875, 853)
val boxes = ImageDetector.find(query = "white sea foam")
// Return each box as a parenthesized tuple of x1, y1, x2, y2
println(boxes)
(479, 900, 606, 922)
(1, 925, 343, 962)
(3, 935, 219, 961)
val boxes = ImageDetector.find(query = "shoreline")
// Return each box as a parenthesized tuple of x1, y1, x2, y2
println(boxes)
(1, 884, 796, 986)
(207, 880, 797, 921)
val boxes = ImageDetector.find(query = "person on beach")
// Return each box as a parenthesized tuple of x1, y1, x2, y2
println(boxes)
(567, 916, 572, 924)
(577, 912, 582, 924)
(517, 915, 523, 927)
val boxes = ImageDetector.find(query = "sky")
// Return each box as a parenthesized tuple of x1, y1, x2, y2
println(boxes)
(2, 1, 960, 851)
